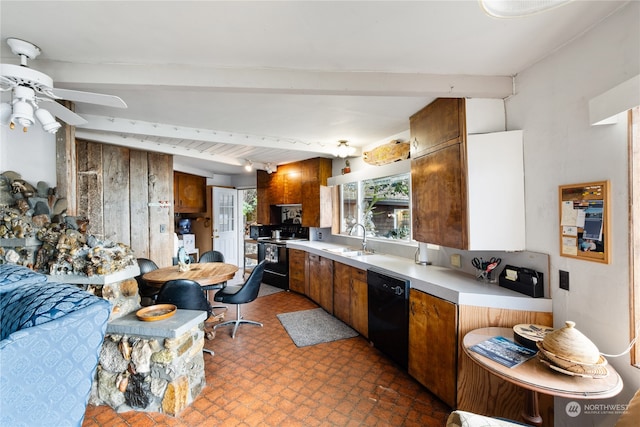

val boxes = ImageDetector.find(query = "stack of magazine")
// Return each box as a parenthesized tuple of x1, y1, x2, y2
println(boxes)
(470, 336, 537, 368)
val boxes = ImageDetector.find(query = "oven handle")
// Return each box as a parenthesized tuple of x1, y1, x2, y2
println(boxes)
(264, 270, 287, 277)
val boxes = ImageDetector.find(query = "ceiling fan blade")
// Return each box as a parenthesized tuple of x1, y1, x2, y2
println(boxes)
(39, 100, 88, 126)
(49, 87, 127, 109)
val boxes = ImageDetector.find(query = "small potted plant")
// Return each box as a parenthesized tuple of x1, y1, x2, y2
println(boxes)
(342, 159, 351, 174)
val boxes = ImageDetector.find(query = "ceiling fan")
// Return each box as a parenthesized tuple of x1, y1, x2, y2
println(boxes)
(0, 37, 127, 134)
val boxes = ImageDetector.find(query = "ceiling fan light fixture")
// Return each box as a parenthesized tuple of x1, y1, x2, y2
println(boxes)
(244, 160, 253, 172)
(479, 0, 573, 18)
(35, 107, 61, 134)
(335, 140, 355, 158)
(10, 99, 34, 129)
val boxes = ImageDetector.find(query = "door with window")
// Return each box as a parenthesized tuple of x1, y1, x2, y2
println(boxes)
(212, 187, 238, 267)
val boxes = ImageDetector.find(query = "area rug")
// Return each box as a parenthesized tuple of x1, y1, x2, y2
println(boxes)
(277, 308, 359, 347)
(257, 283, 284, 298)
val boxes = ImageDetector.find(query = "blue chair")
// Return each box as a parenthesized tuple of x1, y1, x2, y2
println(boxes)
(156, 278, 215, 356)
(213, 260, 266, 339)
(198, 250, 228, 308)
(198, 250, 225, 263)
(135, 258, 160, 306)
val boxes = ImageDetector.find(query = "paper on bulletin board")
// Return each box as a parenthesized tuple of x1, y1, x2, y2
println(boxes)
(561, 201, 586, 227)
(562, 237, 578, 256)
(562, 226, 578, 236)
(561, 201, 577, 225)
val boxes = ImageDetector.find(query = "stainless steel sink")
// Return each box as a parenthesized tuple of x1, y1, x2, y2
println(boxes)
(322, 247, 374, 257)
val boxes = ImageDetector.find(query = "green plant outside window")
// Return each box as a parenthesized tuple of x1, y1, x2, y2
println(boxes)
(341, 173, 411, 241)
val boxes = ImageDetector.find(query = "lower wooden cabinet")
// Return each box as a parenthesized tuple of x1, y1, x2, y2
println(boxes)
(288, 248, 306, 294)
(349, 268, 368, 338)
(408, 289, 458, 408)
(333, 262, 368, 338)
(307, 253, 333, 313)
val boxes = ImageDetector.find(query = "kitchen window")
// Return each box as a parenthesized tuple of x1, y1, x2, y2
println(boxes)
(340, 172, 411, 241)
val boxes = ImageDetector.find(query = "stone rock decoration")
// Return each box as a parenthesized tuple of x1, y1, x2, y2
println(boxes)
(0, 170, 136, 275)
(90, 329, 206, 415)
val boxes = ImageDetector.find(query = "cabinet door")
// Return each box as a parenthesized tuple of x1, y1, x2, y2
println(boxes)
(408, 289, 457, 408)
(319, 257, 334, 314)
(350, 268, 368, 338)
(410, 98, 465, 158)
(174, 172, 206, 213)
(289, 249, 306, 294)
(283, 169, 302, 204)
(411, 144, 467, 249)
(333, 262, 351, 324)
(307, 254, 322, 304)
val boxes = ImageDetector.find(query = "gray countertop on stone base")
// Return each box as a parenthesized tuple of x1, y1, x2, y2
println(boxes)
(107, 309, 207, 338)
(46, 264, 140, 285)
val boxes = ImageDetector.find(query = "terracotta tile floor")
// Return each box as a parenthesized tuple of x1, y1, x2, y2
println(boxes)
(83, 289, 450, 426)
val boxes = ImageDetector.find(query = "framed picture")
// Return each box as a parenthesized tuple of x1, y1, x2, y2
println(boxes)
(559, 181, 610, 263)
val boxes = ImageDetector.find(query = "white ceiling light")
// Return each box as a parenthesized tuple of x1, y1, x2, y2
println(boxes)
(244, 160, 253, 172)
(265, 163, 277, 174)
(335, 140, 355, 158)
(35, 107, 61, 134)
(479, 0, 573, 18)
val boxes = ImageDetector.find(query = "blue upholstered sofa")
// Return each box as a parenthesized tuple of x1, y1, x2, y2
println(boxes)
(0, 265, 111, 427)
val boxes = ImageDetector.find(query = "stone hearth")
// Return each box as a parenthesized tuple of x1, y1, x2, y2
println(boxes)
(89, 309, 207, 416)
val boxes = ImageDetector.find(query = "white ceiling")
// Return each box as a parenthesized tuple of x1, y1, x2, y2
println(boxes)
(0, 1, 628, 176)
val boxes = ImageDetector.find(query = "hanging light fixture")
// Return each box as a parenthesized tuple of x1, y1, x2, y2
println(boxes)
(265, 163, 277, 174)
(244, 160, 253, 172)
(335, 140, 355, 158)
(479, 0, 573, 18)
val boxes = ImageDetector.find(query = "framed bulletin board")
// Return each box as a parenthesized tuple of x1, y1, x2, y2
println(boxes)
(559, 181, 610, 263)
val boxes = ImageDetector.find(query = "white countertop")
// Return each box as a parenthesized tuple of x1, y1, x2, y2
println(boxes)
(287, 241, 552, 313)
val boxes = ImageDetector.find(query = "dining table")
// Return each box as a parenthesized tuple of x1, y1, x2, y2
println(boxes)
(142, 262, 239, 288)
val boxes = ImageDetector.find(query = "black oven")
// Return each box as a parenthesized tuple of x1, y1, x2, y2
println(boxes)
(257, 240, 290, 290)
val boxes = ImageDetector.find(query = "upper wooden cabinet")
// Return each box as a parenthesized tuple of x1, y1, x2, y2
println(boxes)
(174, 171, 206, 213)
(257, 157, 332, 226)
(410, 97, 506, 158)
(410, 98, 465, 157)
(410, 98, 524, 251)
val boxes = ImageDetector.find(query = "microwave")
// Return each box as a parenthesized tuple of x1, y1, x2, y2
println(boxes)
(249, 225, 272, 239)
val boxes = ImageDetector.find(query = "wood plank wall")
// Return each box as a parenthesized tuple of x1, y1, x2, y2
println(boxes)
(75, 139, 174, 267)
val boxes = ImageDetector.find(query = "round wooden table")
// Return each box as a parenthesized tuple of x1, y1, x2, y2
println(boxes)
(463, 327, 623, 427)
(142, 262, 239, 288)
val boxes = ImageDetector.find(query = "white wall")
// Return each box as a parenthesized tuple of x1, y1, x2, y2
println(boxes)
(507, 2, 640, 425)
(0, 125, 56, 186)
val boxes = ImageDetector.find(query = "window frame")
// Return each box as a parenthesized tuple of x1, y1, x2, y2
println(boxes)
(630, 106, 639, 367)
(338, 172, 412, 242)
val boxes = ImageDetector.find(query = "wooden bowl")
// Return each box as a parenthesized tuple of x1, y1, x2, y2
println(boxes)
(540, 320, 601, 364)
(136, 304, 177, 321)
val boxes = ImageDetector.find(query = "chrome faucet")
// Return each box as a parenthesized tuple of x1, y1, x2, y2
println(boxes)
(350, 223, 367, 252)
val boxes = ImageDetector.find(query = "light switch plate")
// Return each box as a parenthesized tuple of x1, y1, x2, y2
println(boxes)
(451, 254, 461, 268)
(559, 270, 570, 291)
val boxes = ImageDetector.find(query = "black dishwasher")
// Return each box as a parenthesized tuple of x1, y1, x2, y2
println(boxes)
(367, 268, 410, 369)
